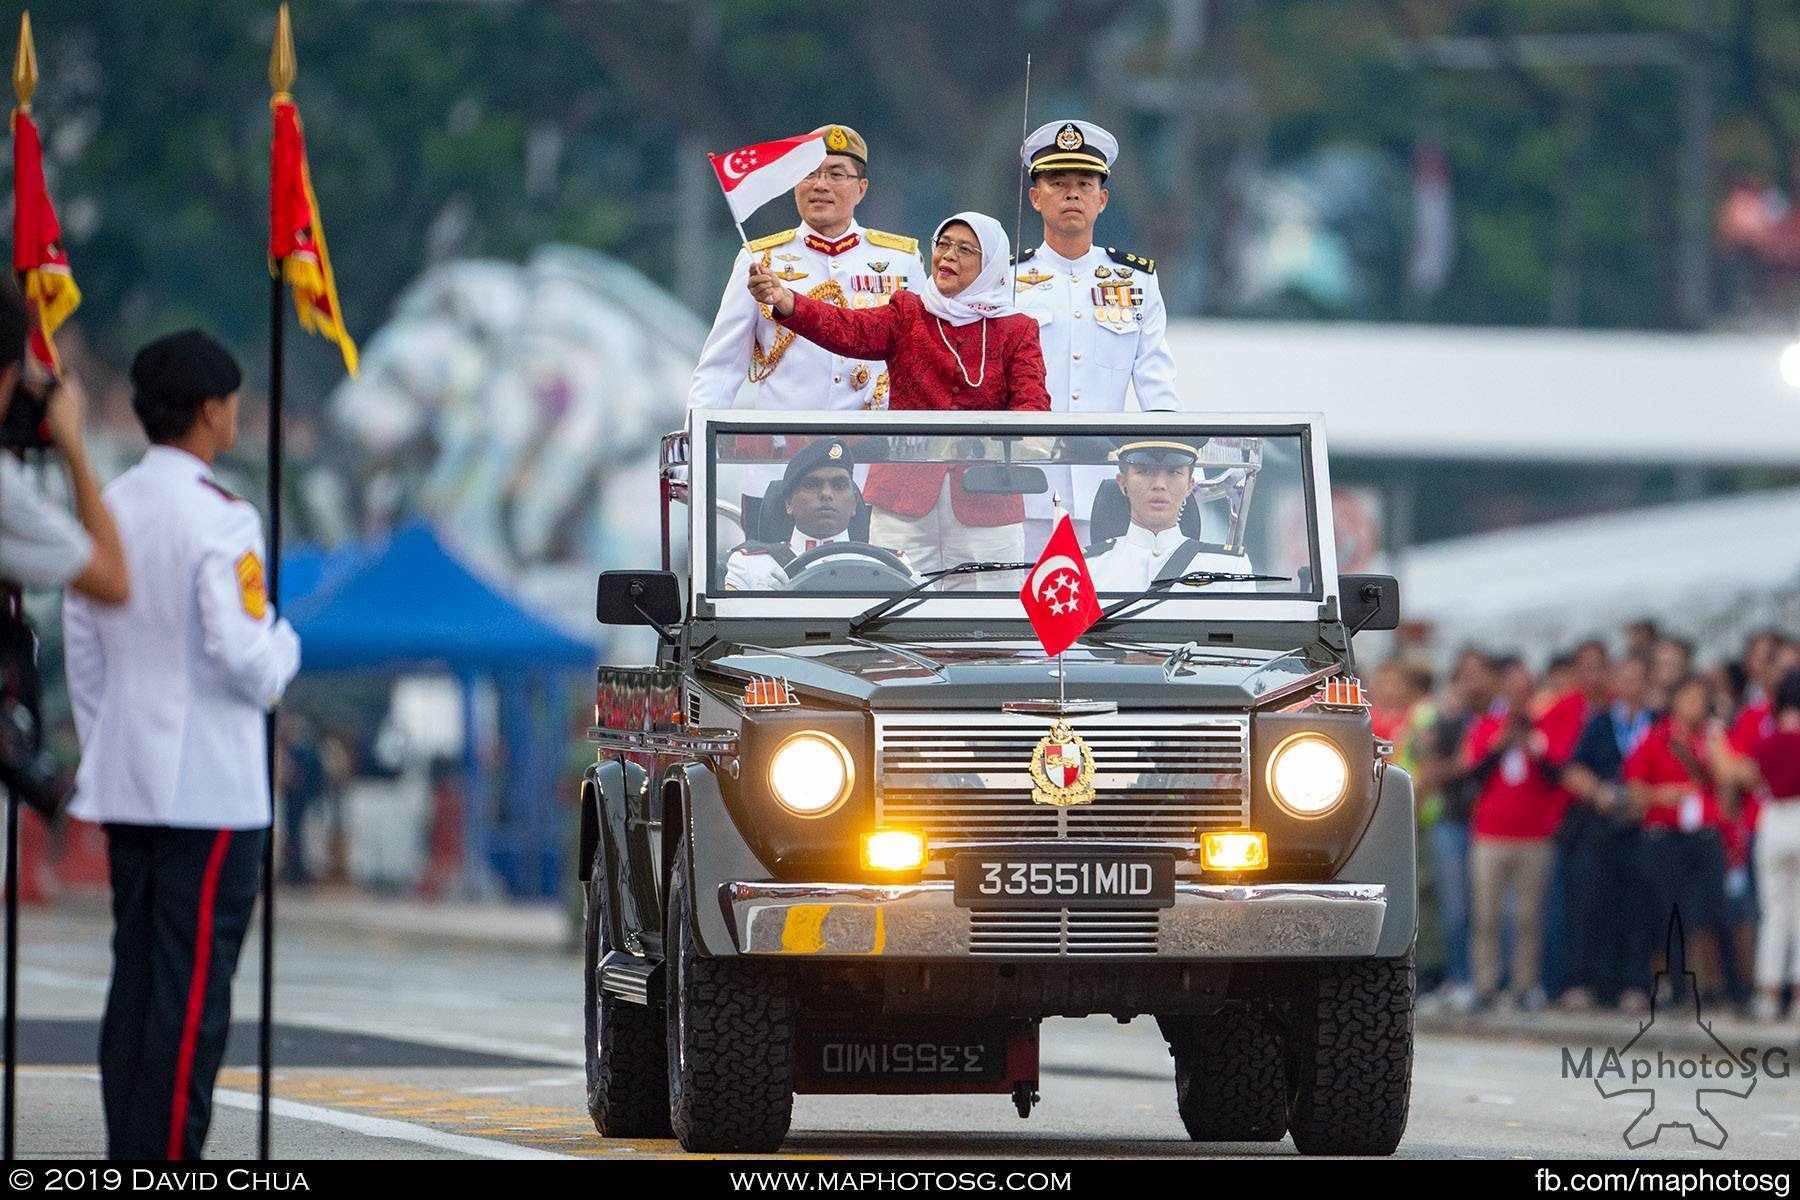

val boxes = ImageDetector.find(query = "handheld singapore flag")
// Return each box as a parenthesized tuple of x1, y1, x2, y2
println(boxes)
(708, 132, 827, 228)
(11, 15, 79, 376)
(269, 21, 357, 377)
(1020, 511, 1102, 657)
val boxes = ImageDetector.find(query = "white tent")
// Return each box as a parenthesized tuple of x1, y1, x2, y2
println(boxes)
(1401, 486, 1800, 656)
(1164, 320, 1800, 465)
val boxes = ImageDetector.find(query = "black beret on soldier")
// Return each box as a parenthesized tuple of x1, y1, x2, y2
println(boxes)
(779, 438, 857, 505)
(129, 329, 243, 443)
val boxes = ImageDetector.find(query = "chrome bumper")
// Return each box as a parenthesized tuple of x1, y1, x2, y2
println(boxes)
(724, 880, 1387, 959)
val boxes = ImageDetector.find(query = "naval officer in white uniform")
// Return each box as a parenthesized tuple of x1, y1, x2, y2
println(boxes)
(1087, 440, 1254, 594)
(1012, 120, 1181, 550)
(63, 330, 301, 1160)
(689, 124, 925, 528)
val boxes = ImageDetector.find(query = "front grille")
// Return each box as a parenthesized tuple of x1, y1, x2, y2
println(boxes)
(968, 908, 1161, 956)
(874, 712, 1249, 845)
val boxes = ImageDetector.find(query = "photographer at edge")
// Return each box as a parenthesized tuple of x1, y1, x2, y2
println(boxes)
(0, 280, 130, 816)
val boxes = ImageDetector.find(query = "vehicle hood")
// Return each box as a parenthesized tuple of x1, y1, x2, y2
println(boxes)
(699, 638, 1330, 709)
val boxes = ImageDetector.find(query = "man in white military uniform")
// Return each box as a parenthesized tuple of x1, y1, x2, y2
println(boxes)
(1087, 441, 1254, 594)
(63, 331, 301, 1161)
(724, 437, 915, 591)
(689, 125, 925, 527)
(1013, 120, 1181, 549)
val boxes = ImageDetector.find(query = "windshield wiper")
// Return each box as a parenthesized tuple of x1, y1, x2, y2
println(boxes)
(1090, 569, 1292, 628)
(848, 560, 1032, 634)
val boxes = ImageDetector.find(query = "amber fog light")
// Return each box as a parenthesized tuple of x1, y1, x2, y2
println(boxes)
(1200, 831, 1269, 872)
(862, 829, 926, 872)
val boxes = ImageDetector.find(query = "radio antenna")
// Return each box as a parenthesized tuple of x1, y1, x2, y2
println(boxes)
(1010, 53, 1032, 295)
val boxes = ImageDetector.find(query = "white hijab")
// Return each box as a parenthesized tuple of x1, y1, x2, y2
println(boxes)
(919, 211, 1016, 327)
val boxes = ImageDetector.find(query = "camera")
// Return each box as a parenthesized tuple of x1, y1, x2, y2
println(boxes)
(0, 378, 54, 452)
(0, 614, 66, 819)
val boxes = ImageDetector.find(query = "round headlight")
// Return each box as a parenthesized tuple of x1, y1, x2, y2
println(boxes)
(1266, 733, 1350, 818)
(767, 731, 853, 817)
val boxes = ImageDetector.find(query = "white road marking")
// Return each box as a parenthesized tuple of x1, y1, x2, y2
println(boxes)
(210, 1089, 574, 1160)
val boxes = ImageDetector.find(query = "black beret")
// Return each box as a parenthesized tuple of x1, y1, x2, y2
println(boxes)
(130, 329, 242, 406)
(779, 438, 856, 504)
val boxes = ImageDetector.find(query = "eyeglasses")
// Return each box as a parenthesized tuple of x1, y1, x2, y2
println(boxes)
(801, 168, 863, 185)
(932, 237, 982, 261)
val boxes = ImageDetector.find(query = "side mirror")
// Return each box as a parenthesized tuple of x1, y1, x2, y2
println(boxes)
(1339, 574, 1400, 632)
(597, 570, 682, 635)
(960, 464, 1049, 495)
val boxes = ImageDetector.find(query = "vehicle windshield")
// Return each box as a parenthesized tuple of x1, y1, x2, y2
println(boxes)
(696, 416, 1325, 616)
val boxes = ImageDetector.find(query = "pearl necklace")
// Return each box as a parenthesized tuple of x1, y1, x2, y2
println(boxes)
(935, 316, 987, 388)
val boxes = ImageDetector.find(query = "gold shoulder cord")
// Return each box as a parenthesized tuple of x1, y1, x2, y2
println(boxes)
(748, 280, 848, 382)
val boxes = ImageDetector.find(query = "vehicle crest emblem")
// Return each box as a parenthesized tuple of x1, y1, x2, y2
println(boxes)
(1030, 719, 1096, 807)
(1056, 123, 1083, 151)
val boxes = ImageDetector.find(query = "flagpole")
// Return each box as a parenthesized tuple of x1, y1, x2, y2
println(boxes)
(4, 13, 39, 1163)
(258, 2, 297, 1163)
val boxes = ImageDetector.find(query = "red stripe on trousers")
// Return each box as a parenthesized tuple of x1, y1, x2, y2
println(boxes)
(167, 830, 233, 1160)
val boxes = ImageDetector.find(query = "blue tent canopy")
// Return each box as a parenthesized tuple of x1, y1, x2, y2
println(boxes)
(281, 521, 594, 673)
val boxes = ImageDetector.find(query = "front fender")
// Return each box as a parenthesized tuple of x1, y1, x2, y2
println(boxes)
(670, 761, 771, 959)
(1336, 762, 1419, 960)
(586, 756, 656, 956)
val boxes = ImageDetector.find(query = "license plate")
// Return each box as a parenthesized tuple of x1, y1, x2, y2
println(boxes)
(953, 853, 1175, 909)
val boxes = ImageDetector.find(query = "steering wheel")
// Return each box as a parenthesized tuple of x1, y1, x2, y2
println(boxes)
(782, 542, 915, 592)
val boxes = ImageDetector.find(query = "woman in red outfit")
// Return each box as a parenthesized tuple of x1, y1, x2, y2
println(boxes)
(1623, 675, 1749, 1009)
(749, 212, 1049, 575)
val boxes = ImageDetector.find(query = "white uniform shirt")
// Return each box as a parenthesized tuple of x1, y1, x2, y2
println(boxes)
(688, 220, 925, 413)
(1013, 243, 1181, 524)
(64, 446, 301, 829)
(724, 528, 850, 592)
(1088, 522, 1252, 594)
(0, 452, 92, 589)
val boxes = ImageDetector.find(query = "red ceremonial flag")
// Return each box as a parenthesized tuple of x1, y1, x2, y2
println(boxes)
(11, 107, 80, 375)
(270, 94, 357, 375)
(708, 133, 827, 226)
(1019, 512, 1103, 657)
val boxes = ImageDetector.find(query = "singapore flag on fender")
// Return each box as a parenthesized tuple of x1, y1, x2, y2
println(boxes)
(1020, 513, 1102, 657)
(708, 133, 827, 225)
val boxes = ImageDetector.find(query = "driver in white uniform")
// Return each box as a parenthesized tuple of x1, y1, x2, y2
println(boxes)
(724, 437, 912, 591)
(1087, 440, 1254, 593)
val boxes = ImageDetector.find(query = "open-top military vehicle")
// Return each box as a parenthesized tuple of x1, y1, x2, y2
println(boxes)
(581, 410, 1411, 1155)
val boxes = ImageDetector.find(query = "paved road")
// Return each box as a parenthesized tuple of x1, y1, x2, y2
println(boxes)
(10, 903, 1798, 1160)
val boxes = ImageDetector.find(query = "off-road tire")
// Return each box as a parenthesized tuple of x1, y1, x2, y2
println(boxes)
(1166, 1006, 1290, 1142)
(1287, 952, 1414, 1156)
(583, 850, 671, 1137)
(665, 837, 794, 1153)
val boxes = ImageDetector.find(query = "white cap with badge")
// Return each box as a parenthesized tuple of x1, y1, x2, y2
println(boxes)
(1020, 119, 1118, 178)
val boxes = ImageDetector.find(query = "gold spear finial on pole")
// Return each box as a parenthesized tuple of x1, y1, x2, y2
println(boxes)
(269, 3, 296, 96)
(14, 12, 39, 110)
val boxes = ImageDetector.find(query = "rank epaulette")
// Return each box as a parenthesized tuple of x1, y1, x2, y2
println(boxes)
(1012, 247, 1037, 264)
(1105, 247, 1155, 273)
(198, 476, 245, 504)
(746, 229, 797, 254)
(865, 229, 918, 254)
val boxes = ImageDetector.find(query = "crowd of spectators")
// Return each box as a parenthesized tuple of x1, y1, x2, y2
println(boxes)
(1373, 622, 1800, 1023)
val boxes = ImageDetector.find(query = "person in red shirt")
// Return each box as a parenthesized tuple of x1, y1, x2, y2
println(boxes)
(1623, 674, 1749, 1010)
(750, 211, 1049, 574)
(1742, 668, 1800, 1022)
(1462, 658, 1567, 1009)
